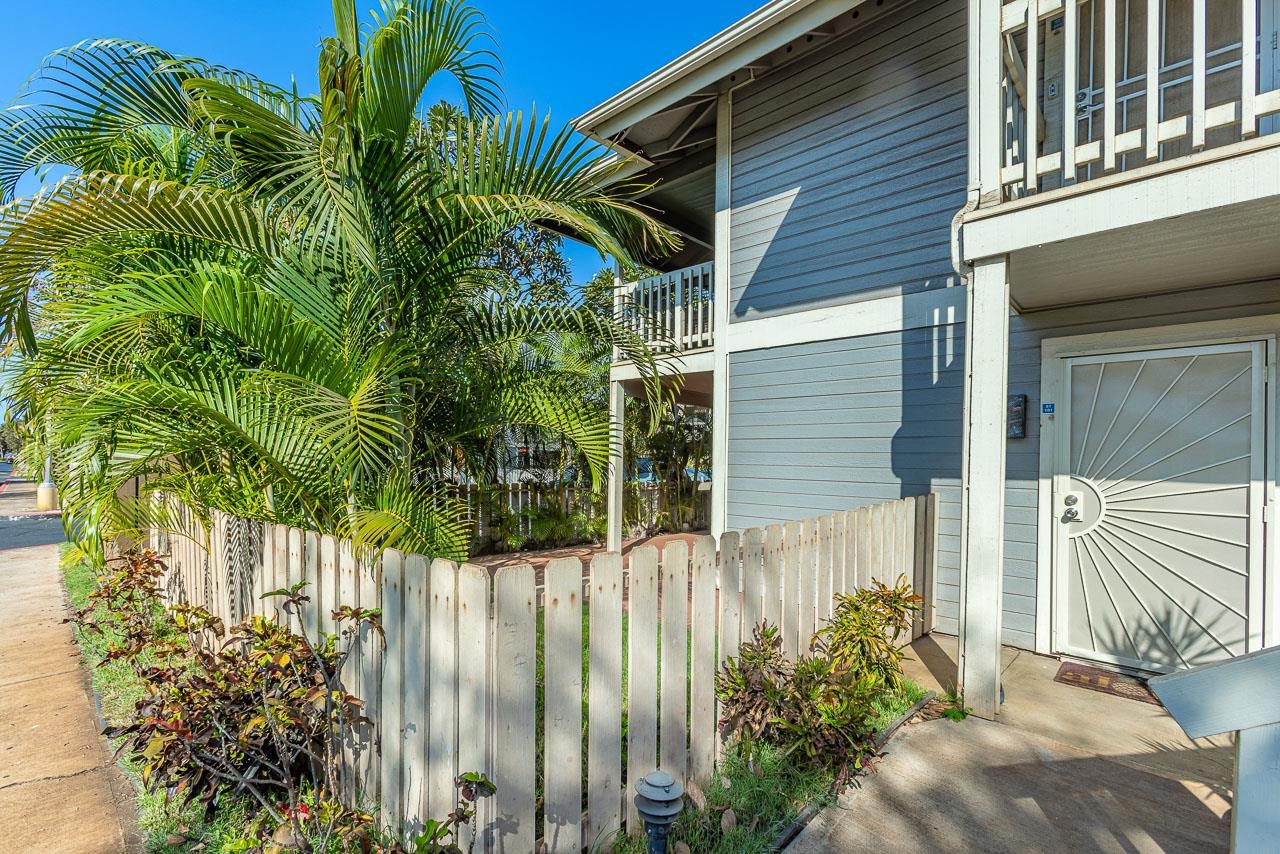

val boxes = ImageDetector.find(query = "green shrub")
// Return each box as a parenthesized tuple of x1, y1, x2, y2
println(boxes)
(715, 579, 923, 784)
(812, 575, 923, 693)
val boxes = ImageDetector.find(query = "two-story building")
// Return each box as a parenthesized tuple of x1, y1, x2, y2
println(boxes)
(577, 0, 1280, 717)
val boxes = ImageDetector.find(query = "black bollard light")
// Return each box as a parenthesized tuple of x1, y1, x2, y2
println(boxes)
(634, 769, 684, 854)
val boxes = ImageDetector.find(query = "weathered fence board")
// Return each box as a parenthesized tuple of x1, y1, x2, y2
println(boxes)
(740, 528, 763, 638)
(586, 553, 624, 849)
(543, 557, 583, 853)
(428, 558, 458, 821)
(401, 553, 430, 838)
(153, 492, 938, 851)
(661, 539, 690, 785)
(379, 550, 405, 834)
(490, 564, 536, 854)
(688, 535, 718, 787)
(781, 520, 800, 659)
(626, 545, 660, 833)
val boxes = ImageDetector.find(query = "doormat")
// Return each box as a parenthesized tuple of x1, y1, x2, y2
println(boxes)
(1053, 661, 1162, 706)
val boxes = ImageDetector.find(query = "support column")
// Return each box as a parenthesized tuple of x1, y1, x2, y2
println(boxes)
(606, 379, 625, 554)
(709, 91, 732, 540)
(957, 255, 1010, 720)
(607, 260, 627, 554)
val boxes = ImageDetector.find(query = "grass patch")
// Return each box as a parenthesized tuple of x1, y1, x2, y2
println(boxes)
(870, 678, 928, 734)
(609, 743, 835, 854)
(607, 677, 927, 853)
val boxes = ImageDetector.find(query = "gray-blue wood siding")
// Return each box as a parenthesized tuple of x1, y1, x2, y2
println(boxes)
(727, 280, 1280, 651)
(729, 0, 967, 322)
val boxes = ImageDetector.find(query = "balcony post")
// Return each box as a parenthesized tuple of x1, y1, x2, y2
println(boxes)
(710, 91, 732, 540)
(607, 261, 626, 554)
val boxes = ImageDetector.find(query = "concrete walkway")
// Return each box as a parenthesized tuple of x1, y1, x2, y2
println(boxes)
(786, 635, 1232, 853)
(0, 542, 140, 852)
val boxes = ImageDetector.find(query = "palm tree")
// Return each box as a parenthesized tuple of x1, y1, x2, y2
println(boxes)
(0, 1, 675, 560)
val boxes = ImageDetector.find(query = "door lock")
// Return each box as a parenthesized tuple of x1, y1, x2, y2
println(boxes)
(1060, 491, 1083, 523)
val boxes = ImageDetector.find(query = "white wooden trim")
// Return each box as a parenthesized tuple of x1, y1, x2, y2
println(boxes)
(964, 138, 1280, 260)
(1037, 317, 1280, 667)
(610, 350, 714, 382)
(710, 92, 732, 539)
(724, 286, 966, 354)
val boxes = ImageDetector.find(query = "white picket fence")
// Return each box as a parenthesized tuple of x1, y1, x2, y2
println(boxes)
(153, 493, 938, 852)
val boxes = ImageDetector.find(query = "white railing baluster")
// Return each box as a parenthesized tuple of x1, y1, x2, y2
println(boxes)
(1064, 0, 1078, 180)
(1025, 0, 1039, 193)
(1104, 0, 1117, 171)
(1242, 0, 1257, 135)
(1192, 0, 1206, 148)
(1145, 0, 1159, 160)
(623, 261, 715, 354)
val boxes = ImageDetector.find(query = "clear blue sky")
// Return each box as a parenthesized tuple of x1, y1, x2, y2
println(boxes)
(2, 0, 758, 282)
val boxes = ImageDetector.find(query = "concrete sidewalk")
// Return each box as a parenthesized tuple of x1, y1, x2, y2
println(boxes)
(787, 715, 1229, 853)
(785, 635, 1232, 853)
(0, 544, 139, 852)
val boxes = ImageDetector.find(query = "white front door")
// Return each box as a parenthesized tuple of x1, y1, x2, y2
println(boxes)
(1051, 342, 1267, 672)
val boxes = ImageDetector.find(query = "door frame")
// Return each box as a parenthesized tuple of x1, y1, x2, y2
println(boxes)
(1036, 317, 1280, 664)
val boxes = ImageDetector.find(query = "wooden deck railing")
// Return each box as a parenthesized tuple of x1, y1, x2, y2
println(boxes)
(151, 493, 938, 852)
(998, 0, 1280, 199)
(626, 261, 714, 355)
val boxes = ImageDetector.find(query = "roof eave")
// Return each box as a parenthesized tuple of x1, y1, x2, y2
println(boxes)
(572, 0, 864, 142)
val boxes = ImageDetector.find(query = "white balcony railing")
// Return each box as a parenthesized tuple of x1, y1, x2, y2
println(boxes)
(625, 261, 714, 355)
(998, 0, 1280, 200)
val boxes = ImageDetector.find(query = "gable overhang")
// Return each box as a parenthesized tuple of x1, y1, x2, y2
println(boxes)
(573, 0, 866, 146)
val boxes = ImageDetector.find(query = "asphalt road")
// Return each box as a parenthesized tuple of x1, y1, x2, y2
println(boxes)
(0, 461, 69, 550)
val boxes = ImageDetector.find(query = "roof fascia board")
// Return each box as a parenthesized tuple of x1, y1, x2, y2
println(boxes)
(574, 0, 865, 142)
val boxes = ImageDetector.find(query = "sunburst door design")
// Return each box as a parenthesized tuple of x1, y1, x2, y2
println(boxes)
(1056, 343, 1265, 672)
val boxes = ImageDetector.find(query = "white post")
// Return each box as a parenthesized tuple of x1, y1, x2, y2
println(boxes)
(607, 260, 627, 554)
(606, 379, 625, 554)
(957, 256, 1010, 720)
(710, 91, 732, 540)
(36, 453, 58, 512)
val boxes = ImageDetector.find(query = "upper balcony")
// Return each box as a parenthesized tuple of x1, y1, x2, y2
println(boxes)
(612, 261, 715, 407)
(966, 0, 1280, 309)
(622, 261, 715, 357)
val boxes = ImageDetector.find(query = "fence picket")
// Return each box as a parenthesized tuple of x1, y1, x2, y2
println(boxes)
(287, 528, 304, 634)
(855, 507, 871, 590)
(626, 546, 659, 833)
(401, 553, 430, 839)
(587, 553, 624, 849)
(798, 519, 817, 649)
(781, 521, 800, 659)
(428, 559, 458, 821)
(762, 524, 783, 629)
(544, 557, 583, 853)
(688, 536, 718, 786)
(661, 540, 689, 785)
(719, 532, 742, 664)
(357, 548, 382, 802)
(490, 565, 537, 854)
(379, 550, 405, 835)
(320, 535, 339, 637)
(302, 531, 321, 639)
(456, 564, 488, 848)
(816, 515, 834, 625)
(740, 527, 763, 637)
